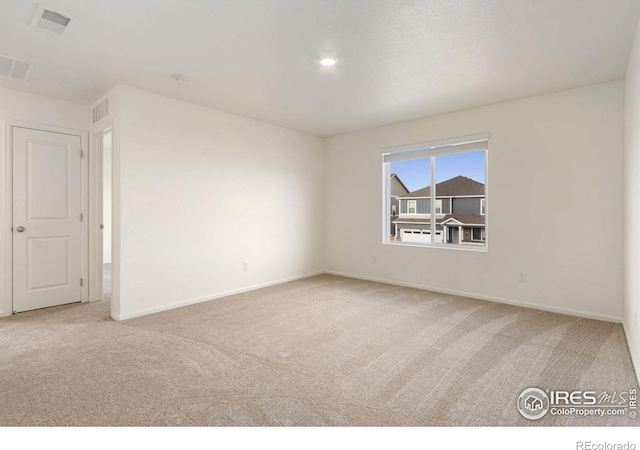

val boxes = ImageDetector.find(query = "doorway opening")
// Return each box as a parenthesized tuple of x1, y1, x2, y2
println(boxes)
(88, 125, 113, 306)
(102, 131, 112, 302)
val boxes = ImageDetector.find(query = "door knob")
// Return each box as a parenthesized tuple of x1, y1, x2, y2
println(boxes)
(16, 226, 25, 233)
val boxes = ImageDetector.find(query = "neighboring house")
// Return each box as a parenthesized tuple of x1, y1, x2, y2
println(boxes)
(393, 175, 485, 245)
(389, 173, 410, 237)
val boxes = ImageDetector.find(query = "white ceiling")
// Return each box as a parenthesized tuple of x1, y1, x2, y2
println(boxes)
(1, 0, 639, 137)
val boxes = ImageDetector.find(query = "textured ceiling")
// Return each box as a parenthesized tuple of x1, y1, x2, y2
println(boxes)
(0, 0, 639, 137)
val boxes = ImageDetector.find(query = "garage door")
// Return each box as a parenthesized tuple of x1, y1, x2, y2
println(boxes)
(401, 229, 443, 243)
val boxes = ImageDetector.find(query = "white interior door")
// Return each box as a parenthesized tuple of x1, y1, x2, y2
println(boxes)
(12, 127, 83, 313)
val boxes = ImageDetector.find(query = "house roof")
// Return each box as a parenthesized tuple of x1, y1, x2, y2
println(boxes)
(392, 218, 433, 224)
(442, 214, 485, 225)
(400, 176, 484, 198)
(393, 214, 485, 226)
(390, 173, 409, 194)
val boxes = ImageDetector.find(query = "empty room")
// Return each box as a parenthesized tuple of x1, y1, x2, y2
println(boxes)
(1, 0, 640, 441)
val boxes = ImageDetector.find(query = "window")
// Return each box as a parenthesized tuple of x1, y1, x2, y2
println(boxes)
(391, 204, 397, 216)
(472, 227, 485, 242)
(435, 199, 442, 214)
(383, 135, 488, 248)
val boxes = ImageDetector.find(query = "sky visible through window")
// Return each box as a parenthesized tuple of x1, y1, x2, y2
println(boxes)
(390, 150, 485, 192)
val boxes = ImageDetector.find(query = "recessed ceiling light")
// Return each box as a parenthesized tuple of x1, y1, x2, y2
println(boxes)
(320, 58, 337, 67)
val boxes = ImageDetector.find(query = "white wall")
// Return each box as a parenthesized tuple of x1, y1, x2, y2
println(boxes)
(624, 20, 640, 379)
(103, 131, 112, 264)
(113, 86, 325, 320)
(325, 81, 624, 321)
(0, 87, 89, 317)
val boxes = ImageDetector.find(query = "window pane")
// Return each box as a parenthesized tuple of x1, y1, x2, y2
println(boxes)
(435, 150, 486, 246)
(389, 157, 431, 243)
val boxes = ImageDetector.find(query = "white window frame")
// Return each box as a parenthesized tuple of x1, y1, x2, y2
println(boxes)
(480, 198, 486, 215)
(382, 133, 489, 251)
(407, 200, 417, 214)
(471, 227, 485, 242)
(435, 199, 443, 214)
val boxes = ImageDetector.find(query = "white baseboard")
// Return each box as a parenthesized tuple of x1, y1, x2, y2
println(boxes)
(113, 268, 624, 324)
(325, 270, 623, 323)
(113, 270, 325, 321)
(622, 321, 640, 387)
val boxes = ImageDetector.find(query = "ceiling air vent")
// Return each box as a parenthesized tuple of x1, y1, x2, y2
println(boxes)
(0, 55, 34, 81)
(31, 4, 72, 35)
(92, 98, 110, 124)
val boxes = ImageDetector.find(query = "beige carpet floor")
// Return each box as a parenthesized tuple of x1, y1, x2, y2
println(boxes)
(0, 273, 637, 426)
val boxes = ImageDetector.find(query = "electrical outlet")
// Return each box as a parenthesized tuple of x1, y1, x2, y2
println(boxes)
(243, 261, 249, 271)
(518, 272, 526, 282)
(371, 255, 377, 264)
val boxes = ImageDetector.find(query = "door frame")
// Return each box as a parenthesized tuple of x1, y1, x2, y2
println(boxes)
(4, 120, 89, 315)
(88, 123, 112, 304)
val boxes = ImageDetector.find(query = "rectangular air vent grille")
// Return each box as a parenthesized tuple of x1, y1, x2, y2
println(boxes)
(0, 55, 34, 81)
(92, 98, 110, 124)
(32, 4, 72, 35)
(41, 9, 71, 27)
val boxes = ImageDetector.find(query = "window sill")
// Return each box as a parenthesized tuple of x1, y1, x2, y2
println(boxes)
(383, 241, 488, 252)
